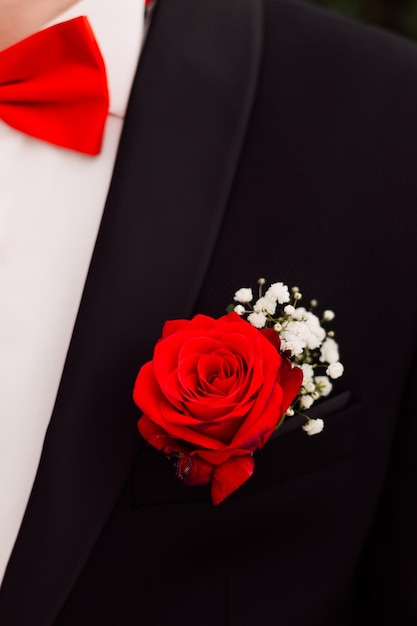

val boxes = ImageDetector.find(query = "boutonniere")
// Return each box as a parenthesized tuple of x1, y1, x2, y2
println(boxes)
(133, 279, 343, 505)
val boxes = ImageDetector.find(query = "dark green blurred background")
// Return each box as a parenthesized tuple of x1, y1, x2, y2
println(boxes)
(308, 0, 417, 40)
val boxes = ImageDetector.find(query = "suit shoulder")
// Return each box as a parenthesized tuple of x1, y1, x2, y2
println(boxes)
(265, 0, 417, 78)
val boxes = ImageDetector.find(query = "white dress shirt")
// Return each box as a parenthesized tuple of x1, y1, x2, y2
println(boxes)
(0, 0, 144, 583)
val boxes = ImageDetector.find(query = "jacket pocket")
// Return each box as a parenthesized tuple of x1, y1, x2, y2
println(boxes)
(132, 394, 361, 507)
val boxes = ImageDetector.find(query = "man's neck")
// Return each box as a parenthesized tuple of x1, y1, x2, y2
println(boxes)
(0, 0, 80, 50)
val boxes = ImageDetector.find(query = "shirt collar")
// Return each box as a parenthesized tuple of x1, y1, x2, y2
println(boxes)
(45, 0, 144, 118)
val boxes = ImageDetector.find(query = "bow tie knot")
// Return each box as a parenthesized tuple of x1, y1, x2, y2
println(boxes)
(0, 16, 109, 155)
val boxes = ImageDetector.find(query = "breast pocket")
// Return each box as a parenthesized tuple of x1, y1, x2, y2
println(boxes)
(243, 392, 361, 496)
(132, 391, 361, 507)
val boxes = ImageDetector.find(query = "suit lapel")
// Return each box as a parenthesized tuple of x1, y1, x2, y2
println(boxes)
(0, 0, 262, 623)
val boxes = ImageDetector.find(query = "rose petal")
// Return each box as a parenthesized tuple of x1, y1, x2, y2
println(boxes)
(197, 447, 249, 465)
(161, 319, 190, 338)
(138, 415, 182, 454)
(260, 327, 281, 351)
(191, 418, 244, 445)
(133, 361, 167, 416)
(279, 358, 303, 413)
(210, 455, 255, 505)
(183, 455, 213, 487)
(157, 401, 226, 450)
(230, 383, 284, 450)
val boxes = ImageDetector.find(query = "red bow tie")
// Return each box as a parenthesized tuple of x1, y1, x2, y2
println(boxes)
(0, 16, 109, 155)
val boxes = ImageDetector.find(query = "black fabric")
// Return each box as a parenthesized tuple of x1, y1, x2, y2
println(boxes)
(1, 0, 417, 624)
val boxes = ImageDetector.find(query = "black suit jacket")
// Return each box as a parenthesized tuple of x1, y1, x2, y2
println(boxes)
(1, 0, 417, 624)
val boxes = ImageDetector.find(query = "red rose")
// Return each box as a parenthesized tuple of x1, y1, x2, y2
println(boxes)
(133, 313, 302, 504)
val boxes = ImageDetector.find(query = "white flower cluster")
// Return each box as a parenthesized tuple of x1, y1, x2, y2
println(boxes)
(302, 418, 324, 436)
(231, 278, 345, 436)
(234, 282, 291, 329)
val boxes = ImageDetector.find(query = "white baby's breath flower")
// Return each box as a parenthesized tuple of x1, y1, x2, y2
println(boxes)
(253, 296, 277, 315)
(314, 375, 333, 397)
(283, 319, 306, 336)
(305, 329, 326, 350)
(302, 419, 324, 436)
(323, 310, 335, 321)
(290, 306, 307, 321)
(266, 282, 290, 304)
(299, 394, 314, 410)
(247, 311, 267, 329)
(234, 304, 245, 316)
(302, 312, 326, 349)
(280, 333, 305, 356)
(326, 361, 344, 379)
(285, 407, 294, 417)
(288, 309, 325, 349)
(305, 381, 316, 393)
(320, 337, 340, 364)
(234, 288, 253, 304)
(287, 320, 312, 344)
(284, 304, 295, 316)
(301, 363, 314, 384)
